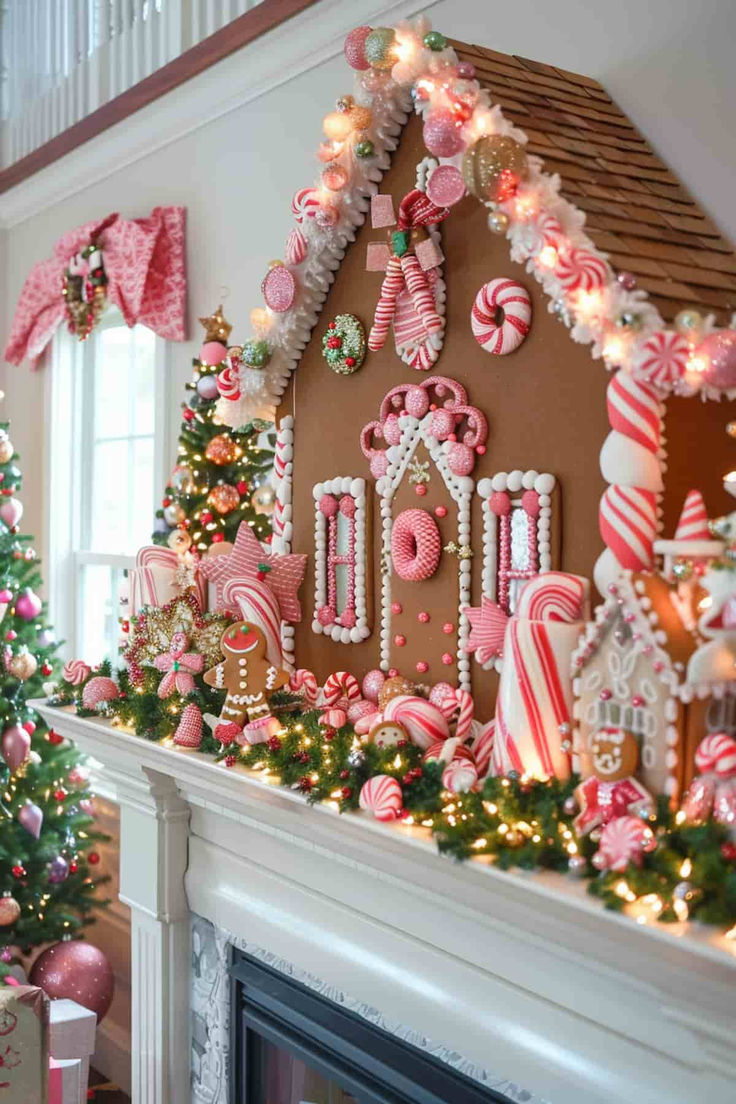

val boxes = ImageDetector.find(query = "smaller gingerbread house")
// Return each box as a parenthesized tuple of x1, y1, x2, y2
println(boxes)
(573, 492, 736, 799)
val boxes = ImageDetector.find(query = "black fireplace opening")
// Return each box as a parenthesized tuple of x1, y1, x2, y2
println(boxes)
(230, 951, 517, 1104)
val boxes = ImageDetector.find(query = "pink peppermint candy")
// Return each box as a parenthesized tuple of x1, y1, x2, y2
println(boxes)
(694, 732, 736, 777)
(633, 330, 689, 391)
(285, 227, 308, 266)
(289, 668, 319, 705)
(442, 757, 479, 794)
(555, 247, 608, 292)
(291, 188, 321, 223)
(592, 815, 656, 872)
(359, 775, 403, 821)
(471, 279, 531, 356)
(216, 363, 241, 401)
(323, 670, 361, 705)
(62, 659, 91, 686)
(383, 695, 449, 750)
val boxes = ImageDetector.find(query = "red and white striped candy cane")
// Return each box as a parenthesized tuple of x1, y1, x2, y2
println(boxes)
(289, 668, 319, 705)
(400, 253, 443, 335)
(369, 257, 403, 351)
(441, 688, 474, 739)
(323, 670, 361, 705)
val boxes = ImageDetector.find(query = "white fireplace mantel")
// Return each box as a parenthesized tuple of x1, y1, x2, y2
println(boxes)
(32, 702, 736, 1104)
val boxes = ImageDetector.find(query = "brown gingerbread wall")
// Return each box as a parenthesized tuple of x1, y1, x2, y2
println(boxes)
(279, 113, 735, 720)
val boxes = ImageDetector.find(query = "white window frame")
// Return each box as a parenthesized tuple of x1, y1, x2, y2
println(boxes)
(45, 312, 170, 660)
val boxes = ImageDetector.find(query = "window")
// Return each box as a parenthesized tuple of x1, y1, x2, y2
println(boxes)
(312, 477, 370, 644)
(47, 309, 168, 663)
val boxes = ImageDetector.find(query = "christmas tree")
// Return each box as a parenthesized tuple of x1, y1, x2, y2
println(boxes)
(0, 420, 106, 980)
(153, 304, 276, 554)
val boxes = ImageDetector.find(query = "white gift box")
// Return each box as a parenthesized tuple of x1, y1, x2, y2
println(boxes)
(49, 1057, 83, 1104)
(49, 999, 97, 1104)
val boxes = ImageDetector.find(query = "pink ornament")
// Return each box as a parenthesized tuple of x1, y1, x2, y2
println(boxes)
(426, 164, 466, 208)
(174, 703, 203, 748)
(423, 108, 465, 158)
(14, 587, 42, 621)
(359, 774, 403, 821)
(0, 498, 23, 529)
(404, 386, 429, 418)
(429, 681, 455, 709)
(2, 723, 30, 772)
(82, 676, 120, 709)
(344, 25, 372, 69)
(199, 341, 228, 367)
(285, 228, 308, 266)
(362, 669, 385, 702)
(698, 330, 736, 390)
(63, 659, 91, 686)
(29, 941, 114, 1022)
(446, 441, 475, 477)
(382, 413, 402, 446)
(18, 801, 43, 839)
(262, 264, 296, 312)
(0, 588, 12, 603)
(442, 757, 479, 794)
(383, 695, 449, 750)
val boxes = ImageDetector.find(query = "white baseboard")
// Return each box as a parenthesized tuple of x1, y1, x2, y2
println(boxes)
(93, 1017, 132, 1098)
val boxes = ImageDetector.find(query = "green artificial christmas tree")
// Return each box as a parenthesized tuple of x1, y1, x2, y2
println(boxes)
(153, 304, 275, 554)
(0, 420, 106, 980)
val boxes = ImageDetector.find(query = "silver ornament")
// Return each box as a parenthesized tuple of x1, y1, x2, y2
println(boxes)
(568, 855, 587, 877)
(487, 210, 509, 235)
(614, 622, 632, 646)
(562, 795, 578, 816)
(674, 881, 693, 900)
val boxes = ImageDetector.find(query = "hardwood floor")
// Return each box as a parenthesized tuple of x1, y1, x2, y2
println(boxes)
(88, 1068, 131, 1103)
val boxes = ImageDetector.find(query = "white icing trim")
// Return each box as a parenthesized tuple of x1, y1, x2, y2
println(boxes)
(375, 411, 473, 691)
(476, 470, 557, 672)
(272, 415, 295, 668)
(311, 476, 370, 644)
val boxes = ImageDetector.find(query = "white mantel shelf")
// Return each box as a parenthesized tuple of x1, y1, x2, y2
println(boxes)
(32, 702, 736, 1104)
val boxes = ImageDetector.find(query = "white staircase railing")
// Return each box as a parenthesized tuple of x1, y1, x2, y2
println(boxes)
(0, 0, 259, 168)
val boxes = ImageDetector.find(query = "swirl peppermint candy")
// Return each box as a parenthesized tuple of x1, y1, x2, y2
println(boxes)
(63, 659, 92, 686)
(555, 247, 608, 292)
(470, 278, 532, 355)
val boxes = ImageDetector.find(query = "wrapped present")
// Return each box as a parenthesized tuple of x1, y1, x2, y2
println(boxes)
(49, 1057, 83, 1104)
(128, 545, 207, 615)
(49, 998, 96, 1104)
(0, 984, 49, 1102)
(492, 573, 590, 781)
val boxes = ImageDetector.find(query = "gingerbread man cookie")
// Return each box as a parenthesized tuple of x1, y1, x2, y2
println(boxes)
(203, 622, 289, 735)
(574, 727, 652, 836)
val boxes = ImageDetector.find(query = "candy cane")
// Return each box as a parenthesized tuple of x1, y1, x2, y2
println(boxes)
(441, 688, 474, 739)
(323, 670, 361, 705)
(289, 668, 319, 705)
(400, 253, 443, 334)
(369, 256, 403, 351)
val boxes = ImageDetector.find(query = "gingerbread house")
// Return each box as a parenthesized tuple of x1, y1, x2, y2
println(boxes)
(215, 31, 736, 725)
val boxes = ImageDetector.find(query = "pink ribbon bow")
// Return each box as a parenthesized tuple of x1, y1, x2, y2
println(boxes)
(153, 632, 204, 699)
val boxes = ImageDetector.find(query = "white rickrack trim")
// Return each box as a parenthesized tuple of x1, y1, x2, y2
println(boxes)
(475, 470, 557, 673)
(272, 416, 296, 669)
(311, 476, 370, 644)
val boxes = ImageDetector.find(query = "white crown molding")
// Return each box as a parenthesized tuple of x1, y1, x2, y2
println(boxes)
(0, 0, 437, 230)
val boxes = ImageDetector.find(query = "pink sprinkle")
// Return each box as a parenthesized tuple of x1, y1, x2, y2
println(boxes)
(607, 584, 619, 596)
(624, 613, 635, 623)
(599, 688, 612, 701)
(631, 695, 644, 707)
(415, 484, 427, 497)
(394, 634, 406, 647)
(388, 667, 398, 677)
(441, 653, 453, 666)
(434, 506, 448, 518)
(391, 601, 403, 615)
(416, 660, 429, 673)
(653, 660, 664, 673)
(476, 444, 486, 455)
(261, 265, 296, 312)
(426, 164, 466, 208)
(442, 622, 454, 634)
(418, 611, 430, 623)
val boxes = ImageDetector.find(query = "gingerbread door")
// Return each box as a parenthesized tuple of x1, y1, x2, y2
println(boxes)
(361, 377, 487, 692)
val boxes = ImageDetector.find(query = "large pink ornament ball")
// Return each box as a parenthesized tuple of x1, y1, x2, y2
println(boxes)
(423, 109, 465, 158)
(199, 341, 228, 367)
(30, 941, 115, 1021)
(698, 330, 736, 390)
(362, 669, 385, 703)
(344, 25, 372, 70)
(15, 587, 42, 621)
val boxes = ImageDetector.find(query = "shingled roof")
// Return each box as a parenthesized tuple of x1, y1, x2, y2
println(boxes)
(452, 41, 736, 326)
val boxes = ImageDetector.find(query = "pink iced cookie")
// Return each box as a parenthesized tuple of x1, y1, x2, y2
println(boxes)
(426, 164, 466, 208)
(262, 265, 296, 312)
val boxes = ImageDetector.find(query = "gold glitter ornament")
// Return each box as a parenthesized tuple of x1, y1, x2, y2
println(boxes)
(125, 593, 229, 678)
(0, 894, 21, 926)
(207, 484, 240, 515)
(251, 484, 275, 516)
(0, 435, 14, 464)
(168, 529, 192, 553)
(205, 434, 237, 466)
(462, 135, 528, 202)
(198, 304, 233, 344)
(7, 649, 38, 681)
(378, 675, 415, 709)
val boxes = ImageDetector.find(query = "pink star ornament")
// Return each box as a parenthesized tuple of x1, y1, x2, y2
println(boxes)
(199, 521, 307, 622)
(464, 597, 510, 664)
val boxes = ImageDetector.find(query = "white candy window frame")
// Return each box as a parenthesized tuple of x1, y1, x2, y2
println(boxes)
(312, 476, 370, 644)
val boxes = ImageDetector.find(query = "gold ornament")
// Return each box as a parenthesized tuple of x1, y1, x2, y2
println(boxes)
(7, 649, 38, 681)
(726, 421, 736, 438)
(205, 434, 237, 466)
(378, 675, 415, 709)
(167, 529, 192, 553)
(674, 308, 704, 337)
(126, 595, 229, 672)
(198, 304, 233, 344)
(462, 135, 528, 202)
(0, 435, 14, 464)
(207, 484, 240, 515)
(170, 464, 195, 494)
(0, 894, 20, 927)
(251, 484, 275, 516)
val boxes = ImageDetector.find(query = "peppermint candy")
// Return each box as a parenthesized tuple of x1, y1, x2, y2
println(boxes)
(555, 247, 608, 292)
(359, 775, 403, 821)
(322, 670, 361, 705)
(291, 188, 321, 223)
(593, 815, 656, 872)
(62, 659, 91, 686)
(521, 213, 564, 258)
(383, 695, 449, 750)
(470, 278, 532, 355)
(285, 227, 308, 266)
(442, 757, 479, 794)
(606, 371, 661, 453)
(633, 330, 689, 391)
(216, 363, 241, 401)
(694, 732, 736, 777)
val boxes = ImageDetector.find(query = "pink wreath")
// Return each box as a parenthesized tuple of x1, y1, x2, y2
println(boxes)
(391, 509, 441, 581)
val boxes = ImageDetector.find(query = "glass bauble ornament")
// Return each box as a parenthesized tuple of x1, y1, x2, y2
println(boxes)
(251, 484, 275, 516)
(697, 330, 736, 390)
(0, 436, 13, 464)
(462, 135, 528, 202)
(487, 210, 509, 234)
(0, 894, 21, 926)
(48, 856, 70, 884)
(167, 529, 192, 553)
(674, 308, 703, 337)
(163, 502, 185, 526)
(170, 465, 195, 494)
(207, 485, 240, 515)
(196, 373, 219, 401)
(205, 434, 237, 466)
(29, 940, 115, 1022)
(364, 27, 397, 69)
(7, 649, 38, 681)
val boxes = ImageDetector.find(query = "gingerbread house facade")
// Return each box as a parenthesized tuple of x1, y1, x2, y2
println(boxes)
(218, 32, 736, 723)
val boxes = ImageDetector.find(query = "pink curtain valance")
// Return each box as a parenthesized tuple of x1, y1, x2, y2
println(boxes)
(3, 205, 187, 367)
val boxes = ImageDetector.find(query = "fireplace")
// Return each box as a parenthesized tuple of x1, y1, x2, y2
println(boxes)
(229, 951, 514, 1104)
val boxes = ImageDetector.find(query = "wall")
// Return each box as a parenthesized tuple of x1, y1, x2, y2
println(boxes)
(0, 0, 734, 569)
